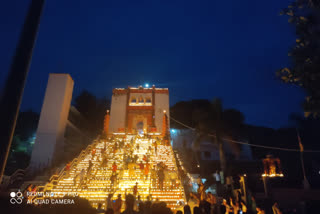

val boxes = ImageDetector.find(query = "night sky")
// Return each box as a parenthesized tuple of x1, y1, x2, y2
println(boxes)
(0, 0, 305, 128)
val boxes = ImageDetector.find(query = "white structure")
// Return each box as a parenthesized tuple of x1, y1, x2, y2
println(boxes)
(30, 74, 74, 171)
(109, 85, 169, 135)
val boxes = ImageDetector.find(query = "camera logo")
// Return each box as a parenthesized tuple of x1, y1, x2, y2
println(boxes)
(10, 191, 23, 204)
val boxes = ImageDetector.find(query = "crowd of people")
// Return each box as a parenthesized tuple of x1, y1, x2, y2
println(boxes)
(69, 136, 155, 190)
(93, 190, 281, 214)
(175, 180, 281, 214)
(96, 193, 177, 214)
(90, 174, 274, 214)
(100, 136, 180, 193)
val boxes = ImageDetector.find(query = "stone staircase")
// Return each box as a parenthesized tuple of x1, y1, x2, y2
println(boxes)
(28, 136, 186, 211)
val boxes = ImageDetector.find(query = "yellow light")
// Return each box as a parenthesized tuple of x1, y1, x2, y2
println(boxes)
(38, 136, 186, 210)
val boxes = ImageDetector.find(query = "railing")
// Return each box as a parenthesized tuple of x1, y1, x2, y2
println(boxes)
(169, 145, 187, 203)
(29, 140, 99, 200)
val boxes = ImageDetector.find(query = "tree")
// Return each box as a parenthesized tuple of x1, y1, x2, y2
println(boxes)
(170, 99, 211, 129)
(74, 90, 110, 138)
(6, 110, 39, 174)
(277, 0, 320, 117)
(171, 99, 245, 175)
(199, 98, 245, 174)
(14, 110, 39, 141)
(210, 98, 226, 174)
(223, 109, 245, 128)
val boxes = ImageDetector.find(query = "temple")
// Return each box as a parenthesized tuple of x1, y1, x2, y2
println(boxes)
(109, 85, 170, 136)
(27, 85, 185, 211)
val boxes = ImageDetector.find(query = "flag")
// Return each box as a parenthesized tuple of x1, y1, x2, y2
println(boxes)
(104, 110, 110, 134)
(297, 130, 304, 152)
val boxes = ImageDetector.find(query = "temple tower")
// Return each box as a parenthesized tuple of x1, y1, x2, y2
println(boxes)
(30, 73, 74, 171)
(109, 85, 169, 135)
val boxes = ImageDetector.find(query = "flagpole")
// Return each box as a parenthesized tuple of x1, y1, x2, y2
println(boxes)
(296, 128, 310, 189)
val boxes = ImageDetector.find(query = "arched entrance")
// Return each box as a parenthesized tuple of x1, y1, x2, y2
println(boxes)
(136, 121, 144, 134)
(131, 115, 148, 135)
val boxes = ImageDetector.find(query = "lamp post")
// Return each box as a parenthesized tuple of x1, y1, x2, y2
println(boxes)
(296, 128, 310, 190)
(262, 176, 268, 197)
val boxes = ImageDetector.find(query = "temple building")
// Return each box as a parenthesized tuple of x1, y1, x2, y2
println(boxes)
(108, 85, 170, 136)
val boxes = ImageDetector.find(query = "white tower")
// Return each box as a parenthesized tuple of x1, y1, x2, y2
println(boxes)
(30, 73, 74, 171)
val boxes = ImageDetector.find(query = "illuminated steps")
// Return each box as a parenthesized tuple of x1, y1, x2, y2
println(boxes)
(38, 138, 185, 210)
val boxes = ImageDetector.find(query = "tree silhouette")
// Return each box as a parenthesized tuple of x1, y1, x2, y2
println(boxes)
(171, 98, 245, 175)
(74, 90, 110, 138)
(277, 0, 320, 117)
(6, 110, 39, 174)
(210, 98, 226, 174)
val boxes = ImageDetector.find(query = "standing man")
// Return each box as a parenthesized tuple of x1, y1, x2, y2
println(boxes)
(153, 141, 158, 155)
(133, 182, 138, 197)
(188, 193, 199, 214)
(79, 169, 85, 186)
(106, 193, 113, 210)
(65, 162, 71, 177)
(112, 162, 117, 173)
(110, 172, 117, 191)
(151, 165, 157, 188)
(144, 162, 150, 180)
(97, 203, 105, 214)
(206, 192, 217, 214)
(158, 167, 165, 190)
(87, 160, 93, 176)
(92, 148, 96, 158)
(222, 199, 231, 214)
(139, 161, 144, 180)
(113, 194, 122, 214)
(198, 182, 206, 201)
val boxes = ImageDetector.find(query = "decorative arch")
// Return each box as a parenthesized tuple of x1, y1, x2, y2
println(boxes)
(131, 96, 137, 103)
(138, 96, 144, 103)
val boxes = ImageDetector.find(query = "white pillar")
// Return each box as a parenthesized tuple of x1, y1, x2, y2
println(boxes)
(30, 73, 74, 171)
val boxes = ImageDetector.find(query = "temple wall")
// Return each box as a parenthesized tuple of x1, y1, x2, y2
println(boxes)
(109, 93, 127, 133)
(154, 93, 170, 133)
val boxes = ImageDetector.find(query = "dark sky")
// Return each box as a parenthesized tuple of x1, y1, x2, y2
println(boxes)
(0, 0, 305, 128)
